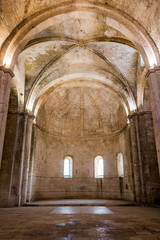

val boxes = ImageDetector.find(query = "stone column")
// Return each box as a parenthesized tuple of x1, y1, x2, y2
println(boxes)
(134, 113, 147, 203)
(18, 113, 28, 206)
(27, 123, 36, 202)
(128, 113, 141, 202)
(147, 66, 160, 174)
(21, 114, 34, 204)
(138, 111, 160, 204)
(0, 111, 19, 207)
(8, 112, 26, 207)
(0, 66, 14, 167)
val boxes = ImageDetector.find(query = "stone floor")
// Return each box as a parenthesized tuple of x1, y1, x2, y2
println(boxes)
(0, 200, 160, 240)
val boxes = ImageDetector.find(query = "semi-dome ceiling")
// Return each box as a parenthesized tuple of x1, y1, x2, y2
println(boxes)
(36, 80, 127, 137)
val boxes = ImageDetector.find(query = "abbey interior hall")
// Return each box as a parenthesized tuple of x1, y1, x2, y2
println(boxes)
(0, 0, 160, 239)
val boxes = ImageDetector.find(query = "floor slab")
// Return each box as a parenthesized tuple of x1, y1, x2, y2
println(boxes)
(0, 200, 160, 240)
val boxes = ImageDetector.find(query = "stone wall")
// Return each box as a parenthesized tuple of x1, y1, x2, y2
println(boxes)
(30, 126, 134, 201)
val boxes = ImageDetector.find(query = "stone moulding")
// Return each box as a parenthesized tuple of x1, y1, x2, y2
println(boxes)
(35, 122, 128, 139)
(0, 66, 14, 78)
(146, 65, 160, 77)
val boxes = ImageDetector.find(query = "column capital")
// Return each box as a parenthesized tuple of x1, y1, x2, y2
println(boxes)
(18, 112, 28, 118)
(19, 112, 35, 122)
(138, 110, 152, 116)
(128, 111, 138, 119)
(146, 65, 160, 77)
(128, 110, 152, 119)
(0, 65, 14, 77)
(28, 114, 35, 123)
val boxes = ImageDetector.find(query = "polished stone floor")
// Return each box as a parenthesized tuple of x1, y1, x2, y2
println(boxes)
(0, 200, 160, 240)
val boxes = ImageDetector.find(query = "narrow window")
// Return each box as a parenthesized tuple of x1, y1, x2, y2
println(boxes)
(64, 156, 73, 178)
(94, 156, 104, 178)
(117, 153, 124, 177)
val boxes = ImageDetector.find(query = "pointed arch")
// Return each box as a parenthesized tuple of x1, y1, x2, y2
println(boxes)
(0, 1, 159, 69)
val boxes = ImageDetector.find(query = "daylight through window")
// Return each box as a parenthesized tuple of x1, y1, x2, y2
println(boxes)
(94, 156, 104, 178)
(64, 156, 73, 178)
(117, 153, 124, 177)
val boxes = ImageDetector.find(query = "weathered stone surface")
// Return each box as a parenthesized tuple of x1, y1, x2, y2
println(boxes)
(0, 201, 160, 240)
(0, 0, 160, 211)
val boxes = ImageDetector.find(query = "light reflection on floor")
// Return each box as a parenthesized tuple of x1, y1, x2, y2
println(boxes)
(0, 201, 160, 240)
(51, 206, 113, 214)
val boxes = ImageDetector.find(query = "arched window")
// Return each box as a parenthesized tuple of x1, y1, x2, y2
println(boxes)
(117, 153, 124, 178)
(64, 156, 73, 178)
(94, 156, 104, 178)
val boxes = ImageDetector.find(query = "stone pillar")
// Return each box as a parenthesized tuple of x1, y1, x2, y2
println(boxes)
(21, 114, 34, 204)
(0, 111, 19, 207)
(27, 123, 36, 202)
(147, 66, 160, 174)
(18, 113, 28, 206)
(0, 66, 14, 167)
(129, 113, 141, 202)
(134, 113, 147, 203)
(138, 111, 160, 204)
(8, 112, 26, 207)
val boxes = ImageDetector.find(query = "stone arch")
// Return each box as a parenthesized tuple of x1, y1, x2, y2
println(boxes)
(0, 1, 159, 70)
(23, 43, 136, 114)
(137, 68, 148, 109)
(142, 80, 151, 112)
(28, 73, 135, 118)
(8, 79, 19, 112)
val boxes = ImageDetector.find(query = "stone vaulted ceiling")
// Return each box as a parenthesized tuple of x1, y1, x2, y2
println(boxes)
(36, 81, 127, 137)
(1, 0, 159, 137)
(19, 11, 138, 118)
(0, 0, 160, 51)
(17, 6, 141, 137)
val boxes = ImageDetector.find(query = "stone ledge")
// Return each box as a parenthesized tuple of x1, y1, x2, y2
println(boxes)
(0, 66, 14, 77)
